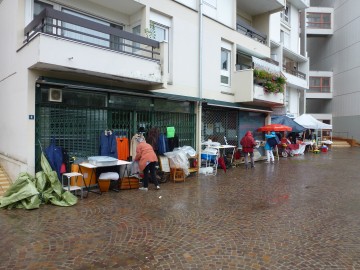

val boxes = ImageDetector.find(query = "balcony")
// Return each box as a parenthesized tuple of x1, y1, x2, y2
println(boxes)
(236, 0, 285, 16)
(307, 71, 333, 99)
(236, 20, 267, 45)
(21, 8, 166, 90)
(233, 69, 284, 106)
(306, 7, 334, 36)
(288, 0, 309, 9)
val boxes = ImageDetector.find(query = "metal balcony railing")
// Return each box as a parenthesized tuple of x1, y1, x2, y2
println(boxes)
(282, 65, 306, 79)
(24, 8, 160, 61)
(236, 21, 267, 44)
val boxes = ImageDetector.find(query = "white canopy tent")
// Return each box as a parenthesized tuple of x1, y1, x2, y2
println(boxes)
(294, 114, 332, 143)
(294, 114, 332, 130)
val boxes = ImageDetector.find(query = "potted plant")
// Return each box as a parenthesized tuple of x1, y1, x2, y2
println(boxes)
(253, 69, 286, 94)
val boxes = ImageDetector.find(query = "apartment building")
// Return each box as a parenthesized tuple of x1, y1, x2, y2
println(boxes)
(269, 0, 310, 119)
(0, 0, 286, 180)
(306, 0, 360, 142)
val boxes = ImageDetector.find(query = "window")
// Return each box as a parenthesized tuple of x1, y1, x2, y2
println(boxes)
(307, 13, 331, 29)
(153, 23, 168, 42)
(309, 77, 331, 93)
(221, 48, 231, 85)
(280, 30, 290, 48)
(235, 52, 252, 70)
(62, 9, 113, 48)
(280, 2, 290, 24)
(34, 0, 54, 34)
(132, 25, 141, 52)
(152, 22, 170, 73)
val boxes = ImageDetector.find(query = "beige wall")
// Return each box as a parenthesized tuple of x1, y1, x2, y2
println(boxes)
(0, 0, 273, 179)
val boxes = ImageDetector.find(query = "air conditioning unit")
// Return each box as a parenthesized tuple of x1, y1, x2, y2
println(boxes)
(49, 88, 62, 102)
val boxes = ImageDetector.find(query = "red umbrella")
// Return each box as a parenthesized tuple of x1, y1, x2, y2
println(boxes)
(257, 124, 292, 132)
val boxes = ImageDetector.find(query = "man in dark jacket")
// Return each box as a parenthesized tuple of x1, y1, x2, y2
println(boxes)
(240, 131, 257, 169)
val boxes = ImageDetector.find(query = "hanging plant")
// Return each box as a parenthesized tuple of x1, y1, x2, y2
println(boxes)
(253, 69, 286, 94)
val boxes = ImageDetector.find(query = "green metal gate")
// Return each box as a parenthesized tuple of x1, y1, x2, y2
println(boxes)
(35, 90, 196, 172)
(202, 107, 239, 146)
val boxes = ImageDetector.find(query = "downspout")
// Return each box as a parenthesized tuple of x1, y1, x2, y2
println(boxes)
(197, 0, 203, 169)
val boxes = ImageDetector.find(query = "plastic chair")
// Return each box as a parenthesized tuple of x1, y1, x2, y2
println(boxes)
(61, 172, 84, 199)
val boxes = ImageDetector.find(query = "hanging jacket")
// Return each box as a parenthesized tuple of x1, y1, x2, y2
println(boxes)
(99, 130, 118, 158)
(45, 137, 63, 180)
(157, 133, 168, 155)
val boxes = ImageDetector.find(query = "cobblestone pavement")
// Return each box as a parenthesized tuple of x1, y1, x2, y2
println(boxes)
(1, 148, 360, 270)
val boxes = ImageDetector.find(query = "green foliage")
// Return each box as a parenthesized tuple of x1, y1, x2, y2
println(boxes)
(253, 68, 286, 94)
(144, 22, 156, 39)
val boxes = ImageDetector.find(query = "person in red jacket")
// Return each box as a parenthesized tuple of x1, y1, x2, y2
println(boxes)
(240, 131, 257, 169)
(134, 137, 160, 191)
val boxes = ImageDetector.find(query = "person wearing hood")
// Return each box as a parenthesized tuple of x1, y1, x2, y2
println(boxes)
(240, 131, 257, 169)
(134, 137, 160, 191)
(265, 131, 277, 163)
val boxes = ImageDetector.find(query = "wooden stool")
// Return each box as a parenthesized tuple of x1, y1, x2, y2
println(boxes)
(171, 168, 185, 182)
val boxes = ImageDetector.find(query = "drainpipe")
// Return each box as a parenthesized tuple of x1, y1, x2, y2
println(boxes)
(197, 0, 203, 169)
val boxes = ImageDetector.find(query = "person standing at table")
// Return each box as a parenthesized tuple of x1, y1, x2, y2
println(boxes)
(240, 131, 257, 169)
(134, 137, 160, 191)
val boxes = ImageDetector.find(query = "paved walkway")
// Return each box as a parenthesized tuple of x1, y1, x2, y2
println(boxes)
(1, 148, 360, 270)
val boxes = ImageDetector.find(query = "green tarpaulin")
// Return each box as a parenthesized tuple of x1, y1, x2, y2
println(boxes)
(0, 153, 78, 210)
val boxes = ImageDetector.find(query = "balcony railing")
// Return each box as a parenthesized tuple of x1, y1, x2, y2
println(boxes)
(236, 21, 267, 44)
(24, 8, 160, 61)
(307, 12, 331, 29)
(283, 65, 306, 79)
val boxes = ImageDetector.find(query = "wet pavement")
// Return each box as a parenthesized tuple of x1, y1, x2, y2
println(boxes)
(1, 147, 360, 270)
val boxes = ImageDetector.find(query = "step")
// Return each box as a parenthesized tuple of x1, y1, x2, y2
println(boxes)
(0, 166, 11, 197)
(331, 141, 351, 147)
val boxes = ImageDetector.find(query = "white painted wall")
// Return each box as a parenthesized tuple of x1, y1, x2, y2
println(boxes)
(0, 0, 274, 178)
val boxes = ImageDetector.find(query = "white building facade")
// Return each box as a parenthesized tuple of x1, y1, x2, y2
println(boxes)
(269, 0, 310, 119)
(0, 0, 287, 180)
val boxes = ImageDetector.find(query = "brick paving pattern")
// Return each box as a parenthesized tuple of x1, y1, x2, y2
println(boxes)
(1, 148, 360, 269)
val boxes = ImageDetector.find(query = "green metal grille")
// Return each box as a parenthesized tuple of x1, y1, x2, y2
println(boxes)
(202, 107, 239, 146)
(35, 102, 196, 172)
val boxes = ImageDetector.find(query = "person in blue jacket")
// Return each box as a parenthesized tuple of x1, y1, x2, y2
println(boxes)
(264, 131, 277, 163)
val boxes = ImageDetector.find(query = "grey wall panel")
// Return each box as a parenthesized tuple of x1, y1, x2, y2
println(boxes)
(333, 115, 360, 142)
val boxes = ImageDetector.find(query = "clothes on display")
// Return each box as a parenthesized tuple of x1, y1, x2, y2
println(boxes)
(147, 127, 160, 152)
(45, 137, 64, 180)
(99, 130, 117, 158)
(157, 133, 169, 155)
(130, 133, 144, 159)
(116, 137, 129, 161)
(168, 135, 179, 151)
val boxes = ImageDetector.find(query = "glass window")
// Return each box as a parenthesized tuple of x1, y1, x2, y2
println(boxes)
(307, 13, 331, 29)
(221, 48, 231, 85)
(280, 3, 290, 24)
(61, 9, 123, 51)
(132, 25, 141, 52)
(34, 0, 54, 34)
(62, 9, 110, 48)
(309, 77, 331, 93)
(280, 30, 290, 48)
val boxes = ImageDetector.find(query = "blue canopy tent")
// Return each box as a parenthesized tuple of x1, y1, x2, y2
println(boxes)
(271, 115, 305, 133)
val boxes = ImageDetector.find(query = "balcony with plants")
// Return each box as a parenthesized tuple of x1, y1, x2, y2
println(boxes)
(20, 7, 167, 90)
(233, 60, 285, 105)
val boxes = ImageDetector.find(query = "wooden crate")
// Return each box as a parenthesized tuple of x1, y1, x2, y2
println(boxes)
(120, 177, 140, 190)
